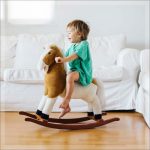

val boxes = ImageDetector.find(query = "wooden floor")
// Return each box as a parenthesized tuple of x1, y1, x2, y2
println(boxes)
(0, 112, 149, 150)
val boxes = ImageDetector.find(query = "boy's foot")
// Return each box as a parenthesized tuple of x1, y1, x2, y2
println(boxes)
(59, 105, 71, 118)
(59, 99, 70, 110)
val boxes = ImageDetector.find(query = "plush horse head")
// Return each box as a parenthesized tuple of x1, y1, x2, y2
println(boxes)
(43, 45, 64, 73)
(42, 45, 66, 98)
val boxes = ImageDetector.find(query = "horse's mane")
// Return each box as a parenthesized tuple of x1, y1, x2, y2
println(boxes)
(50, 45, 64, 58)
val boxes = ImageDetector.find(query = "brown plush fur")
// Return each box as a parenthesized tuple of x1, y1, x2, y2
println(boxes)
(43, 45, 66, 98)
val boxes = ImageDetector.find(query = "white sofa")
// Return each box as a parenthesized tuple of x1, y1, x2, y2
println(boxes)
(0, 34, 140, 112)
(136, 49, 150, 128)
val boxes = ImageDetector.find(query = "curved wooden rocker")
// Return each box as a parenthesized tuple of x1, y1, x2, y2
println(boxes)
(25, 117, 120, 130)
(19, 111, 120, 129)
(19, 111, 107, 124)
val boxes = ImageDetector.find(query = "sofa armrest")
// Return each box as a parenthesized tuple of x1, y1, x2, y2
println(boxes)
(37, 50, 48, 72)
(37, 56, 45, 71)
(140, 49, 150, 72)
(117, 48, 140, 79)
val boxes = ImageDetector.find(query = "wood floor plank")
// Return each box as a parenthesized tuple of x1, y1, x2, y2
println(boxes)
(0, 112, 149, 150)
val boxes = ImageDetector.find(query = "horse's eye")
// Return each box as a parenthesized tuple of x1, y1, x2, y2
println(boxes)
(48, 52, 51, 54)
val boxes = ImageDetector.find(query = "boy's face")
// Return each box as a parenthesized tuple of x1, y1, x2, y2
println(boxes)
(67, 27, 81, 43)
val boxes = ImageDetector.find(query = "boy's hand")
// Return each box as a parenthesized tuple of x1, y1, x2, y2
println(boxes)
(55, 57, 64, 63)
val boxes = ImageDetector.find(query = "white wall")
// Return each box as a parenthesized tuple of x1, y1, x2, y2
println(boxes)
(1, 1, 149, 49)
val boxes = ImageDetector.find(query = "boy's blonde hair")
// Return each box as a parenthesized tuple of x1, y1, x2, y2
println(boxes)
(67, 20, 90, 40)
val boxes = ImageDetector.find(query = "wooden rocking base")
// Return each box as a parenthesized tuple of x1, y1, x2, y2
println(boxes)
(19, 111, 120, 130)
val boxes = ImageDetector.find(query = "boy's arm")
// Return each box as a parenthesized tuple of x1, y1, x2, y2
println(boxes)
(55, 53, 78, 63)
(63, 53, 78, 62)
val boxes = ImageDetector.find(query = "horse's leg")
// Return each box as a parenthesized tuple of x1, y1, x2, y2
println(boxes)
(36, 85, 49, 117)
(36, 95, 48, 117)
(40, 97, 57, 121)
(91, 95, 103, 120)
(93, 79, 106, 110)
(84, 94, 102, 120)
(87, 102, 94, 119)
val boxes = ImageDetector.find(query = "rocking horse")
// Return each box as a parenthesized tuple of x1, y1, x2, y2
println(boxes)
(19, 45, 120, 130)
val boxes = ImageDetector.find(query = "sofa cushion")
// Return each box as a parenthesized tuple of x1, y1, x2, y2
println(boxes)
(14, 34, 64, 69)
(93, 66, 123, 82)
(89, 34, 126, 68)
(0, 36, 18, 81)
(139, 72, 149, 93)
(3, 66, 123, 83)
(4, 68, 44, 84)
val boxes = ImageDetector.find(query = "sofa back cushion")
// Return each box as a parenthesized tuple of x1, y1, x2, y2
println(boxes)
(89, 34, 126, 68)
(14, 34, 64, 69)
(1, 35, 17, 68)
(0, 35, 17, 80)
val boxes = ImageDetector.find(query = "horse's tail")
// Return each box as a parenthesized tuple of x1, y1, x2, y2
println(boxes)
(92, 78, 105, 110)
